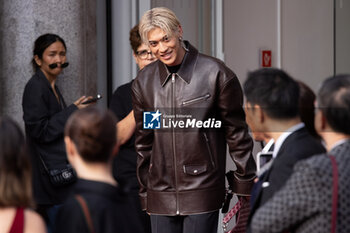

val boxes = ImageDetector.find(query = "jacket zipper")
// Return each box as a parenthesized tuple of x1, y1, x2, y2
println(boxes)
(203, 132, 215, 168)
(171, 73, 180, 215)
(181, 93, 211, 106)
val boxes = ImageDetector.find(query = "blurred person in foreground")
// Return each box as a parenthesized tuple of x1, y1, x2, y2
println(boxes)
(243, 68, 325, 232)
(54, 107, 129, 233)
(247, 80, 321, 156)
(246, 79, 322, 204)
(0, 117, 46, 233)
(251, 74, 350, 233)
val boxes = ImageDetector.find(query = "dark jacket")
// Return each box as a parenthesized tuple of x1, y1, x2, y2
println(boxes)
(110, 81, 138, 191)
(55, 179, 130, 233)
(251, 140, 350, 233)
(247, 127, 326, 232)
(131, 41, 256, 215)
(22, 69, 77, 205)
(110, 81, 152, 233)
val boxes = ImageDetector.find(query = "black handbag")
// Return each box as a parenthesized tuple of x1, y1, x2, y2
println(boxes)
(39, 154, 77, 187)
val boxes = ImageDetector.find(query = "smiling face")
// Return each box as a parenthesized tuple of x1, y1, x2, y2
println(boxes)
(34, 41, 66, 79)
(147, 27, 185, 67)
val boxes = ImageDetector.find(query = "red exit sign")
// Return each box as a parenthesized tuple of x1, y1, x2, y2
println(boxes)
(261, 50, 272, 67)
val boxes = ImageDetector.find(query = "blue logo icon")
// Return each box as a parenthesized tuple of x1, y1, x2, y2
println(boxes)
(143, 110, 161, 129)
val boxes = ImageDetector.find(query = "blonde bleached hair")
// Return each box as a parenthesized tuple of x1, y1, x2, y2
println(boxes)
(139, 7, 181, 45)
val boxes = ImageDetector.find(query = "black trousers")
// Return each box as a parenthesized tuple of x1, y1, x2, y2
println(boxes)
(150, 210, 219, 233)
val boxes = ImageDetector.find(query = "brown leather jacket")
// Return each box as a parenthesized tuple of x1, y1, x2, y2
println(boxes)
(132, 42, 256, 215)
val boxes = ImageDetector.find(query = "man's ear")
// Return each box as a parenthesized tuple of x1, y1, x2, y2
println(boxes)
(34, 55, 42, 67)
(320, 111, 328, 130)
(255, 104, 265, 123)
(178, 25, 183, 38)
(244, 101, 252, 112)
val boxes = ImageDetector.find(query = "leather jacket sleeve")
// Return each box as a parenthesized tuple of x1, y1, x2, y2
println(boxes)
(218, 75, 256, 195)
(131, 80, 153, 210)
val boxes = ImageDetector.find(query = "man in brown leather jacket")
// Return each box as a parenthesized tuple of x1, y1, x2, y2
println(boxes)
(132, 7, 256, 233)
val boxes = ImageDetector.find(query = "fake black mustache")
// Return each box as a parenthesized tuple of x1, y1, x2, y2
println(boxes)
(48, 62, 69, 69)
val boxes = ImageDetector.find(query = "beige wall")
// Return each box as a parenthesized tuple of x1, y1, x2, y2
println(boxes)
(335, 0, 350, 74)
(282, 0, 333, 90)
(224, 0, 334, 92)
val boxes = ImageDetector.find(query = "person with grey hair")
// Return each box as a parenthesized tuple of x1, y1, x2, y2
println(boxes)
(251, 74, 350, 233)
(132, 7, 256, 233)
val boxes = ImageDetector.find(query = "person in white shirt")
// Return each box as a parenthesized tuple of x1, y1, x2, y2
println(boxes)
(243, 68, 326, 232)
(251, 74, 350, 233)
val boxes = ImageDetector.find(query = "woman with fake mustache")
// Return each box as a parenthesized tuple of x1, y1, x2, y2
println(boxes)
(22, 33, 93, 233)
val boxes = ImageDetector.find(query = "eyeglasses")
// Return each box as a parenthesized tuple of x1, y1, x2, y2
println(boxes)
(136, 50, 154, 59)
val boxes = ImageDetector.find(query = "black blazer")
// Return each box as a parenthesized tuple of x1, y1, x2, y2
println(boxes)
(22, 69, 77, 205)
(251, 141, 350, 233)
(109, 81, 139, 190)
(109, 81, 152, 233)
(54, 179, 130, 233)
(248, 127, 326, 230)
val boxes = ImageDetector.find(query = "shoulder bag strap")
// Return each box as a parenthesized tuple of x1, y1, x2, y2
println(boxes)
(75, 194, 96, 233)
(222, 197, 242, 233)
(38, 154, 50, 174)
(38, 153, 70, 172)
(329, 155, 338, 233)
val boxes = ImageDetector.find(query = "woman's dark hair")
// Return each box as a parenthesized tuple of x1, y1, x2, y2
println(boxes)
(32, 33, 67, 71)
(318, 74, 350, 134)
(129, 24, 142, 54)
(297, 81, 321, 140)
(0, 117, 33, 207)
(64, 107, 117, 163)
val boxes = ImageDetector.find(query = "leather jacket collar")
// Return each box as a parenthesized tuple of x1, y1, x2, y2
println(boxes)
(159, 41, 198, 86)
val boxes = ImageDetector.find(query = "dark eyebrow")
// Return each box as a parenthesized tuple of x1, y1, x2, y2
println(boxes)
(48, 49, 66, 53)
